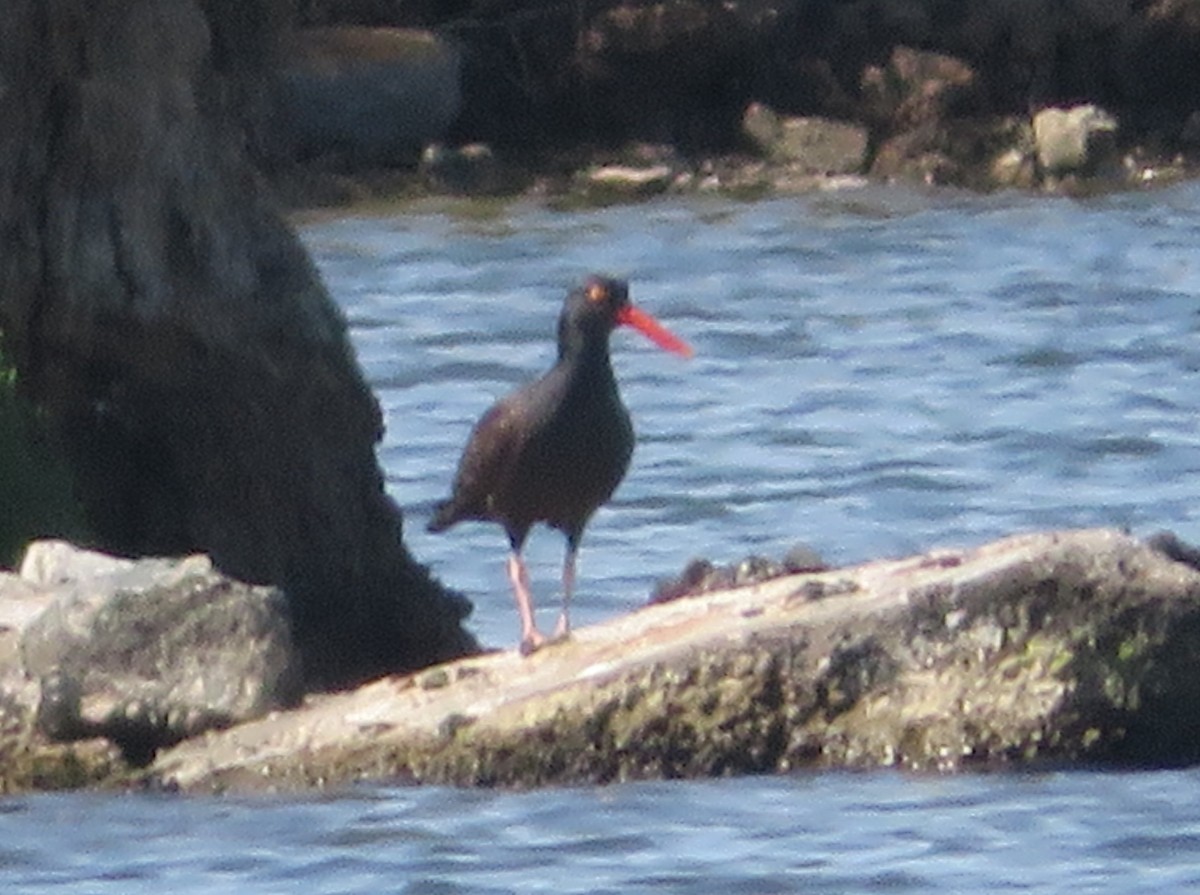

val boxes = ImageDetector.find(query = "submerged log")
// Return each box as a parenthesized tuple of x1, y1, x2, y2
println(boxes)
(149, 528, 1200, 792)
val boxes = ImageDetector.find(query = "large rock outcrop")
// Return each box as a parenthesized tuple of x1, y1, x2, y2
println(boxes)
(0, 0, 478, 688)
(4, 529, 1200, 792)
(147, 529, 1200, 793)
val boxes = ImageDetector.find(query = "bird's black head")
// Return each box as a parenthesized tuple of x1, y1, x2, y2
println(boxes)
(557, 275, 630, 358)
(556, 274, 693, 362)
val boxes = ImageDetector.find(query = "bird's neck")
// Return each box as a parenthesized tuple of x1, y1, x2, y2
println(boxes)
(556, 338, 617, 392)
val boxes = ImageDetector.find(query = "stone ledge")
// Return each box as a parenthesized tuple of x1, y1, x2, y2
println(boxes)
(139, 528, 1200, 792)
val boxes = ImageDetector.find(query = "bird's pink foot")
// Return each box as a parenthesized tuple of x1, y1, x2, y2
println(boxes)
(552, 613, 571, 640)
(519, 625, 572, 656)
(518, 628, 548, 656)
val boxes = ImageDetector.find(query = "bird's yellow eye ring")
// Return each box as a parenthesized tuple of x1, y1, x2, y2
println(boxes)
(586, 282, 608, 304)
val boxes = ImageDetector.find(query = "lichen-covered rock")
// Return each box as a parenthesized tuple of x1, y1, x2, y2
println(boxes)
(12, 541, 302, 766)
(742, 104, 868, 174)
(148, 529, 1200, 793)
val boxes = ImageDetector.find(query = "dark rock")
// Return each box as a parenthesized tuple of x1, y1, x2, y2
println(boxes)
(419, 142, 518, 195)
(180, 0, 1200, 197)
(871, 116, 1037, 190)
(861, 47, 982, 135)
(650, 558, 720, 604)
(1180, 111, 1200, 146)
(451, 0, 788, 150)
(0, 0, 479, 690)
(1112, 0, 1200, 128)
(781, 543, 828, 574)
(652, 543, 828, 603)
(1147, 530, 1200, 571)
(300, 0, 467, 29)
(271, 26, 462, 167)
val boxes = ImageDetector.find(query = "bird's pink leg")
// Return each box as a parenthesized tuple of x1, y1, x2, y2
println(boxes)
(554, 545, 576, 639)
(507, 551, 546, 655)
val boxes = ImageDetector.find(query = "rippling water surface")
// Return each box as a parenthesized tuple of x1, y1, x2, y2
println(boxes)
(9, 183, 1200, 892)
(314, 185, 1200, 647)
(7, 772, 1200, 892)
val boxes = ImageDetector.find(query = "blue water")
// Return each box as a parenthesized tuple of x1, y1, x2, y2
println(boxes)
(10, 183, 1200, 891)
(6, 772, 1200, 892)
(317, 186, 1200, 648)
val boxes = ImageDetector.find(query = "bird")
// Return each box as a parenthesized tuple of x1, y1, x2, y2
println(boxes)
(428, 275, 692, 655)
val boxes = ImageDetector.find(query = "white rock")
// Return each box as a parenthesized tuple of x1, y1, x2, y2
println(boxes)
(1032, 105, 1118, 175)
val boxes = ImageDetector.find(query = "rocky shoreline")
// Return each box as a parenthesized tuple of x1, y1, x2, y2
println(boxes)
(7, 529, 1200, 793)
(265, 1, 1200, 208)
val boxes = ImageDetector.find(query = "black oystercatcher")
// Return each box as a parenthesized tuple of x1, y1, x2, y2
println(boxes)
(428, 275, 692, 654)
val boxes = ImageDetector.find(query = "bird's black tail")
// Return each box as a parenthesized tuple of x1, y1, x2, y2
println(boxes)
(426, 500, 457, 533)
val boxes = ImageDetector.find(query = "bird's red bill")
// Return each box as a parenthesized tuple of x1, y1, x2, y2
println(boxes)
(617, 305, 694, 357)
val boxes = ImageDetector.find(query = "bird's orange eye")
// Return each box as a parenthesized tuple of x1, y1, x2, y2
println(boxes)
(586, 282, 608, 304)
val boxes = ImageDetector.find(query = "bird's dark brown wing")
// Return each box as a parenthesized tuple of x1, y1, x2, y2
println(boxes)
(427, 393, 534, 533)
